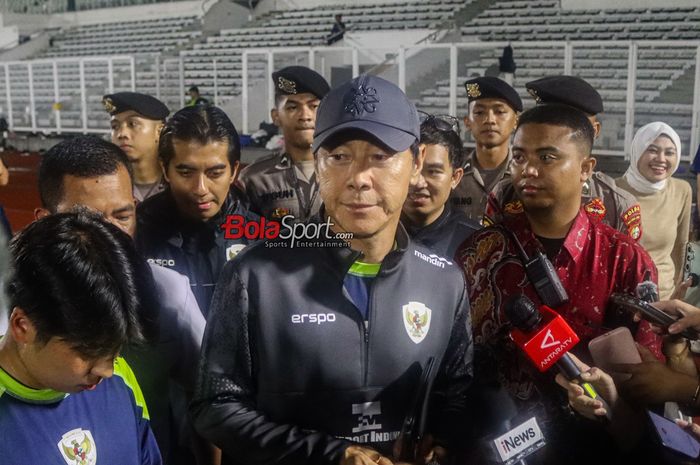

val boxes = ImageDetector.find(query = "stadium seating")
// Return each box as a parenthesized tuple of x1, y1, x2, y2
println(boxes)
(412, 0, 700, 152)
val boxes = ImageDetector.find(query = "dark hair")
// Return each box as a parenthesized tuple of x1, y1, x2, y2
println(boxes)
(7, 210, 157, 357)
(515, 103, 594, 154)
(319, 128, 421, 159)
(189, 86, 199, 93)
(420, 122, 465, 170)
(38, 136, 133, 212)
(159, 105, 240, 168)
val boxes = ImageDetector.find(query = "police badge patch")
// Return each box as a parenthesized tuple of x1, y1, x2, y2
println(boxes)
(58, 428, 97, 465)
(402, 301, 432, 344)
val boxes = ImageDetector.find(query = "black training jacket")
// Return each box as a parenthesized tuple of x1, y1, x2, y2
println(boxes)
(191, 224, 473, 465)
(135, 187, 258, 317)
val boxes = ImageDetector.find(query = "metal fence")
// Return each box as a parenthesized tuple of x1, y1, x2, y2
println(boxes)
(0, 40, 698, 158)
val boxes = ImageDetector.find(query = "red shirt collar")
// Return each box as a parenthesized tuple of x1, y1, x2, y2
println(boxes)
(503, 207, 590, 264)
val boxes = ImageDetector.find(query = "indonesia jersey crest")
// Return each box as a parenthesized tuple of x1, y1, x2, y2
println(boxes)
(402, 301, 432, 344)
(57, 428, 96, 465)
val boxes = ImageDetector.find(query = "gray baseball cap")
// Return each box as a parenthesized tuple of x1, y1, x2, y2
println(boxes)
(312, 74, 419, 153)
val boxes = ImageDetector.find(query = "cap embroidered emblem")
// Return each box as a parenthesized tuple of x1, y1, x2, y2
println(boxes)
(527, 87, 542, 103)
(466, 83, 481, 98)
(277, 76, 297, 94)
(343, 85, 379, 116)
(102, 97, 115, 114)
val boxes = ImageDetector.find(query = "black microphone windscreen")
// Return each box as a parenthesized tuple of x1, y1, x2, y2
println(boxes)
(505, 295, 540, 332)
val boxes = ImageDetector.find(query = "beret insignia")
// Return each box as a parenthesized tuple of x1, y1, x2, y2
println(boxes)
(466, 83, 481, 98)
(102, 97, 116, 114)
(277, 76, 297, 94)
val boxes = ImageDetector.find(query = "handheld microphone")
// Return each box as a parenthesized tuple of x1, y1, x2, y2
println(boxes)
(635, 271, 659, 303)
(506, 296, 613, 422)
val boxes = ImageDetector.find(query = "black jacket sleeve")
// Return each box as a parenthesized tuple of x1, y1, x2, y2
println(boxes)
(427, 281, 474, 448)
(190, 261, 352, 465)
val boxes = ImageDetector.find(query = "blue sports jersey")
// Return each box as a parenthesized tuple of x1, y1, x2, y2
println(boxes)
(0, 357, 162, 465)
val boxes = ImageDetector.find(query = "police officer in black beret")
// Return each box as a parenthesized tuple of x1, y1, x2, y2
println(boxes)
(487, 75, 643, 240)
(237, 66, 330, 221)
(103, 92, 169, 202)
(451, 76, 522, 222)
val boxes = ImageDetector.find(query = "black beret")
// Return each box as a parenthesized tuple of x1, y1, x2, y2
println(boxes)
(102, 92, 169, 120)
(464, 76, 523, 112)
(526, 76, 604, 115)
(271, 66, 330, 100)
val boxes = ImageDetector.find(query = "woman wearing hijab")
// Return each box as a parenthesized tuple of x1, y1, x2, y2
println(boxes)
(616, 122, 691, 299)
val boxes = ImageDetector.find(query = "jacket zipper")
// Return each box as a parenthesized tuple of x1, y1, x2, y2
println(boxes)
(363, 281, 377, 387)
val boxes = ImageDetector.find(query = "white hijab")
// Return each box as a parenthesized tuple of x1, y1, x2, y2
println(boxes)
(623, 122, 681, 194)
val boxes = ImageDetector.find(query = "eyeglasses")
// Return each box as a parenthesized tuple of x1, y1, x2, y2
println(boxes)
(418, 111, 461, 135)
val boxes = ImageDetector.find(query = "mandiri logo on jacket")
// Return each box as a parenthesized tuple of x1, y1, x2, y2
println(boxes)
(402, 301, 431, 344)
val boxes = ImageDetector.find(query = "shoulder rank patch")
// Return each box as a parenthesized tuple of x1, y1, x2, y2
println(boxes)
(503, 200, 523, 215)
(584, 198, 606, 220)
(271, 207, 290, 219)
(621, 204, 642, 240)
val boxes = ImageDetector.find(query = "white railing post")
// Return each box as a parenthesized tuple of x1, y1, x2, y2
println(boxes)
(79, 59, 87, 133)
(129, 56, 136, 91)
(449, 44, 457, 118)
(107, 58, 114, 93)
(27, 63, 36, 131)
(623, 42, 638, 159)
(398, 46, 406, 91)
(213, 59, 218, 107)
(52, 61, 61, 133)
(242, 51, 248, 134)
(155, 54, 161, 100)
(4, 64, 12, 129)
(352, 48, 359, 77)
(564, 42, 573, 75)
(268, 51, 274, 122)
(179, 57, 185, 108)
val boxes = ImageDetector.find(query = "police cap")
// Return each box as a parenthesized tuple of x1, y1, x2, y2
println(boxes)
(464, 76, 522, 112)
(525, 76, 604, 115)
(272, 66, 330, 100)
(102, 92, 169, 120)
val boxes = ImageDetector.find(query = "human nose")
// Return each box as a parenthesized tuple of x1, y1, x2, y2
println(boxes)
(347, 158, 372, 191)
(91, 358, 114, 379)
(194, 173, 209, 197)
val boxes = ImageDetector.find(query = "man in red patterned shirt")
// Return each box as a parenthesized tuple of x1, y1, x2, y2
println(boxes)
(457, 103, 661, 464)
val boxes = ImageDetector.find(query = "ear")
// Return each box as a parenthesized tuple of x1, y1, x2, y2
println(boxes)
(411, 144, 426, 182)
(34, 207, 50, 220)
(230, 160, 241, 185)
(592, 121, 602, 139)
(581, 156, 597, 182)
(463, 115, 472, 134)
(451, 167, 464, 189)
(154, 122, 164, 144)
(271, 108, 280, 126)
(9, 307, 37, 345)
(160, 160, 170, 183)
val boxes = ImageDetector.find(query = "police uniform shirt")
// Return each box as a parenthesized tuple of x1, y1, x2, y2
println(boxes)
(450, 148, 511, 223)
(583, 171, 642, 240)
(238, 151, 321, 221)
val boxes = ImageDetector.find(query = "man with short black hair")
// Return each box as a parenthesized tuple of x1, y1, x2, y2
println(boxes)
(402, 115, 479, 257)
(486, 75, 642, 239)
(0, 211, 162, 465)
(457, 103, 661, 464)
(104, 91, 169, 202)
(36, 136, 211, 465)
(453, 76, 522, 223)
(136, 105, 257, 316)
(238, 66, 330, 221)
(188, 86, 209, 107)
(193, 75, 473, 465)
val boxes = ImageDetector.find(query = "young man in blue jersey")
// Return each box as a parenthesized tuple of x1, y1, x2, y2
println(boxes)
(0, 211, 162, 465)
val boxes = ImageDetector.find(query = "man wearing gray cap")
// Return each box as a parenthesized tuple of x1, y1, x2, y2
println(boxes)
(192, 75, 473, 465)
(238, 66, 330, 222)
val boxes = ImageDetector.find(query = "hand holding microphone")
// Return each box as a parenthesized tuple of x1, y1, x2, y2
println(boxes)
(554, 354, 618, 420)
(505, 296, 613, 422)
